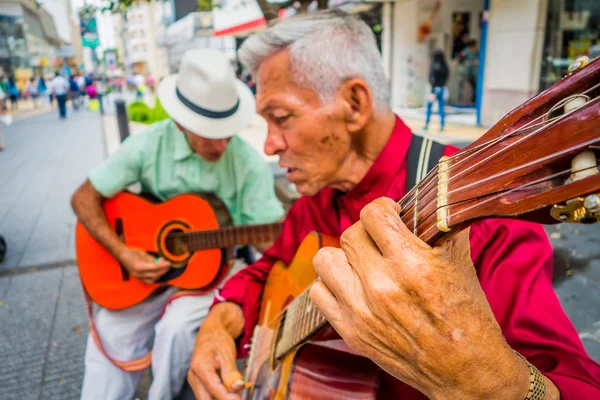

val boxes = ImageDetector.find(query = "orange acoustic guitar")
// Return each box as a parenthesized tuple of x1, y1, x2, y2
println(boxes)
(242, 57, 600, 398)
(76, 192, 282, 310)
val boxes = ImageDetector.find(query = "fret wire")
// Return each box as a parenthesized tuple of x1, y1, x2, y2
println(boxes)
(299, 292, 308, 341)
(303, 293, 311, 338)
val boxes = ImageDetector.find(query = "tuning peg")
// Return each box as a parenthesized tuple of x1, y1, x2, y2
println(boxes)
(568, 56, 590, 73)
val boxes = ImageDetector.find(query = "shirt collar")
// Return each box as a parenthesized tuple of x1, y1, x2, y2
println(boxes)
(340, 115, 413, 202)
(172, 121, 194, 161)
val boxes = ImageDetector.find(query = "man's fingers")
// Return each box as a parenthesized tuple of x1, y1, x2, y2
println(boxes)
(216, 346, 243, 392)
(312, 247, 355, 306)
(339, 221, 381, 268)
(188, 371, 212, 400)
(360, 197, 429, 258)
(310, 280, 343, 329)
(197, 363, 240, 400)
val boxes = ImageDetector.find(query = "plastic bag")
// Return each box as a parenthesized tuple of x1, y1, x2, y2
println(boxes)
(1, 112, 13, 127)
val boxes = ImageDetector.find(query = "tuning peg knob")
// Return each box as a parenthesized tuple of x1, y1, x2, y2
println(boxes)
(568, 56, 590, 73)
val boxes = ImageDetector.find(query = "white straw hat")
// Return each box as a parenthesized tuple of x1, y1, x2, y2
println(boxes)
(157, 48, 255, 139)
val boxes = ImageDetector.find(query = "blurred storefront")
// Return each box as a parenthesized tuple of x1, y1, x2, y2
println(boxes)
(0, 0, 63, 78)
(539, 0, 599, 91)
(0, 13, 28, 75)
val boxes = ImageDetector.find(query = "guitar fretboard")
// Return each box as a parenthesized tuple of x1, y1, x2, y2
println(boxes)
(184, 223, 283, 251)
(275, 287, 326, 359)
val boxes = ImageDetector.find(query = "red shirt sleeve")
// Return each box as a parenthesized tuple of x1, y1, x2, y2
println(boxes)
(212, 199, 309, 357)
(470, 219, 600, 397)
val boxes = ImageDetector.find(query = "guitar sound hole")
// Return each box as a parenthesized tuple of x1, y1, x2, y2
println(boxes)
(165, 229, 188, 257)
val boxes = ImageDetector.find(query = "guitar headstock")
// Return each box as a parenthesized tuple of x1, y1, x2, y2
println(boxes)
(440, 56, 600, 232)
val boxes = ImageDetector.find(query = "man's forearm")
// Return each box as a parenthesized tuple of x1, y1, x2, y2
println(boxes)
(71, 180, 127, 260)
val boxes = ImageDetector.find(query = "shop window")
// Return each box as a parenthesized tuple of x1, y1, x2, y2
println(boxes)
(540, 0, 599, 91)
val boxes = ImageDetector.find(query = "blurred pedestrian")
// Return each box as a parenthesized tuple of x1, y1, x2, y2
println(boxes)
(37, 76, 48, 105)
(0, 84, 5, 150)
(134, 73, 145, 101)
(459, 39, 478, 104)
(46, 76, 54, 107)
(423, 49, 449, 132)
(28, 77, 39, 108)
(96, 77, 107, 114)
(6, 76, 19, 111)
(69, 75, 80, 110)
(50, 72, 70, 119)
(76, 73, 87, 106)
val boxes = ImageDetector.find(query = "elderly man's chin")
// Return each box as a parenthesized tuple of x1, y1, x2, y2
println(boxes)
(289, 178, 321, 197)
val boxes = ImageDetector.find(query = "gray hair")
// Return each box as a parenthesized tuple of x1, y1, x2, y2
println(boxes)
(238, 9, 390, 110)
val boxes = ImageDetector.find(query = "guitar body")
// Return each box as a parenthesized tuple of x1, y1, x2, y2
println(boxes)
(245, 233, 395, 400)
(76, 192, 231, 310)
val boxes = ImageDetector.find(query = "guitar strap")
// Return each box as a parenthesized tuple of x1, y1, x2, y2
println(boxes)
(82, 286, 210, 372)
(406, 134, 446, 192)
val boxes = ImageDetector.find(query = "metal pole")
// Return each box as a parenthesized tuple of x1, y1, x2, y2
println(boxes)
(115, 99, 130, 142)
(476, 0, 490, 127)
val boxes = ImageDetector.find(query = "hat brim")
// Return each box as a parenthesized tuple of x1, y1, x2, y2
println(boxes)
(157, 74, 255, 139)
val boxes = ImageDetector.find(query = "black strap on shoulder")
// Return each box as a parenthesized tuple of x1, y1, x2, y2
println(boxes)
(406, 134, 446, 192)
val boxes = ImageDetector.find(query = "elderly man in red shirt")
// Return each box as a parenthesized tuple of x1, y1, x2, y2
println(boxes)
(188, 10, 600, 400)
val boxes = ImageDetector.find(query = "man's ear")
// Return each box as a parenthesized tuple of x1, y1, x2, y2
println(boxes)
(339, 79, 374, 133)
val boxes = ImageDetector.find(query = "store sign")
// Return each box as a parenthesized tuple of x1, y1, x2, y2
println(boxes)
(213, 0, 266, 36)
(80, 15, 100, 48)
(105, 51, 118, 70)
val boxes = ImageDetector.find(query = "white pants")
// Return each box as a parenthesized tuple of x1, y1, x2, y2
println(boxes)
(81, 260, 245, 400)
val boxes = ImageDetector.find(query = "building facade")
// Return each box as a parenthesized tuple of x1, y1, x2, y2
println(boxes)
(0, 0, 63, 79)
(383, 0, 598, 127)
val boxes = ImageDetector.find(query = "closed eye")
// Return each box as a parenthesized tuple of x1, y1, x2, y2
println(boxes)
(275, 115, 290, 124)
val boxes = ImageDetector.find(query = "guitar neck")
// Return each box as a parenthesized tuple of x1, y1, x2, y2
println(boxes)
(184, 222, 283, 252)
(275, 176, 442, 357)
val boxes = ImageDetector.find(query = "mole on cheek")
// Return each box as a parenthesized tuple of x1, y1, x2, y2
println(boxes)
(320, 136, 330, 144)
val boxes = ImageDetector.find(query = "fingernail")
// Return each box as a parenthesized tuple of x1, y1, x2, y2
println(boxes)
(231, 380, 245, 390)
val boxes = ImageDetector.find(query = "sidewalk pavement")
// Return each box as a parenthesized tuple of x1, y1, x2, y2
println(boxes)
(0, 108, 104, 399)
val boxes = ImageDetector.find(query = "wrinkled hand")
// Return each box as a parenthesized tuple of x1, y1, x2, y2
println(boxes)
(117, 248, 170, 284)
(188, 303, 245, 400)
(310, 197, 529, 400)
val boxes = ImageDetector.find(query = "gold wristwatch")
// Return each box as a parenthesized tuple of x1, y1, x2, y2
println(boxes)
(515, 351, 546, 400)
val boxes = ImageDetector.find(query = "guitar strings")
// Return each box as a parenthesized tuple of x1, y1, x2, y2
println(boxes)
(398, 92, 600, 226)
(415, 162, 600, 241)
(404, 142, 600, 238)
(399, 82, 600, 213)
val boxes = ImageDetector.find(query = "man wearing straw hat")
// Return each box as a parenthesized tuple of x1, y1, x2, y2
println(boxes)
(71, 48, 284, 399)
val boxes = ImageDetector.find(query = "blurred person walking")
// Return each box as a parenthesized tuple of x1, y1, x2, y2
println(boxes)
(6, 76, 19, 111)
(423, 49, 449, 132)
(69, 75, 81, 111)
(0, 84, 5, 150)
(37, 76, 48, 105)
(27, 77, 39, 108)
(96, 77, 107, 114)
(50, 72, 70, 119)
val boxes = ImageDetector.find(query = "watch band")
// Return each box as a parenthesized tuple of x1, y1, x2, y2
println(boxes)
(515, 351, 546, 400)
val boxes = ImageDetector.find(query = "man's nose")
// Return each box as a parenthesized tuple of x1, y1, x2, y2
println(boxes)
(264, 127, 286, 156)
(213, 139, 229, 153)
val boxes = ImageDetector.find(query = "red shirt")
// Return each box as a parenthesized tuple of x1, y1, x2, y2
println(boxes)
(215, 117, 600, 397)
